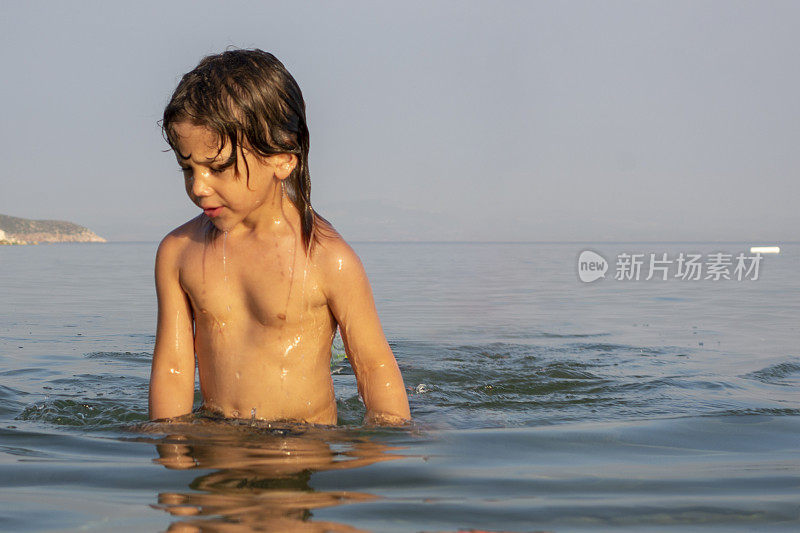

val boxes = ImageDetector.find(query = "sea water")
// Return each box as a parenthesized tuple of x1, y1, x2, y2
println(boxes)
(0, 241, 798, 532)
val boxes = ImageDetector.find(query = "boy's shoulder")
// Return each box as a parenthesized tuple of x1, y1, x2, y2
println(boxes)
(314, 226, 359, 269)
(156, 215, 206, 262)
(313, 225, 368, 294)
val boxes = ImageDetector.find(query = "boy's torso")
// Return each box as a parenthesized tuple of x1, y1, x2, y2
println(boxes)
(175, 218, 338, 424)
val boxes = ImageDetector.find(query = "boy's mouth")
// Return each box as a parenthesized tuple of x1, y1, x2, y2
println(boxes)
(203, 207, 223, 218)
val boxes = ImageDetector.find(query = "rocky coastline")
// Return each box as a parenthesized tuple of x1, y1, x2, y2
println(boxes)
(0, 214, 106, 245)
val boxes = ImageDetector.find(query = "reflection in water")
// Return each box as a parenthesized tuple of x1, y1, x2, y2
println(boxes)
(139, 418, 405, 532)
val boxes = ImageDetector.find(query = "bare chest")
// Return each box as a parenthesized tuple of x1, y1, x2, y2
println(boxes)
(178, 237, 327, 328)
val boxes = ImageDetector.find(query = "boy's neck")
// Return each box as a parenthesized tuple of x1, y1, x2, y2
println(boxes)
(229, 188, 302, 241)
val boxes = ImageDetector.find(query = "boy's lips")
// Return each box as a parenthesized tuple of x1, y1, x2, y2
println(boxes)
(203, 207, 223, 217)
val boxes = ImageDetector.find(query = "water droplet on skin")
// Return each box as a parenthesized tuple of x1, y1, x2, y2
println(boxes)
(337, 258, 343, 271)
(222, 231, 229, 282)
(385, 382, 391, 387)
(235, 372, 240, 380)
(283, 335, 302, 357)
(298, 255, 310, 332)
(280, 368, 288, 379)
(169, 368, 181, 375)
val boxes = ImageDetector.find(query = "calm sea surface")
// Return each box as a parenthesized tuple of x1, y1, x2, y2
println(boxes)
(0, 242, 798, 532)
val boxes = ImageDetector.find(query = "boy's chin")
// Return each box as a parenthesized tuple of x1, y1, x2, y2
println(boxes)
(205, 216, 232, 233)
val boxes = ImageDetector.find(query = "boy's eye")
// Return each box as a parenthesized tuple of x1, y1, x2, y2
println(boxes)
(177, 165, 227, 177)
(210, 163, 232, 174)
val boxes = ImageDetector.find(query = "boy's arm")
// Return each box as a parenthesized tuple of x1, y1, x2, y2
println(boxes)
(149, 234, 196, 420)
(323, 240, 411, 426)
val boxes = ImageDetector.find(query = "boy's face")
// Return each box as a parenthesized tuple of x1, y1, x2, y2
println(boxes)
(171, 122, 293, 233)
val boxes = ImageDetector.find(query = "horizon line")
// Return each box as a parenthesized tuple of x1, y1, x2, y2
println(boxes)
(83, 239, 799, 245)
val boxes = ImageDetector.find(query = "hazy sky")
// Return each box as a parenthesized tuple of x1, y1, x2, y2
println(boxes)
(1, 1, 797, 242)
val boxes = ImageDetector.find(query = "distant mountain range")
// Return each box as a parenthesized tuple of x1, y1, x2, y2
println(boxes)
(0, 213, 106, 244)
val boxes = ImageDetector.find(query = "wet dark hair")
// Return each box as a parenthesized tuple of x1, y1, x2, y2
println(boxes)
(162, 48, 330, 251)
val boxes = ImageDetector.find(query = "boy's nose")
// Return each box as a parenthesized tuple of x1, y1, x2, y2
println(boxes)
(190, 173, 213, 197)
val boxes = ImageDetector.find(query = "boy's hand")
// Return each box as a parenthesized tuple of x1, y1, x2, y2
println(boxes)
(322, 238, 411, 426)
(363, 411, 411, 427)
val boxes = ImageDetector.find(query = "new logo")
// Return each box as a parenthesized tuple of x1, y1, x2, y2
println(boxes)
(578, 250, 608, 283)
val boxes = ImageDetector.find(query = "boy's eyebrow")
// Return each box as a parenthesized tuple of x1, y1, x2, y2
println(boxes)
(175, 151, 228, 165)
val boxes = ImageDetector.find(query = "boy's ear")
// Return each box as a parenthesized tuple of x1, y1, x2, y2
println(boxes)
(273, 154, 298, 181)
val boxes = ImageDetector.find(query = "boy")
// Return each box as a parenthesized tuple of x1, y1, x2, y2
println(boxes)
(148, 50, 410, 426)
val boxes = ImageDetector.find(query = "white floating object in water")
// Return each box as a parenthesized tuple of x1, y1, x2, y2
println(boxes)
(749, 246, 780, 254)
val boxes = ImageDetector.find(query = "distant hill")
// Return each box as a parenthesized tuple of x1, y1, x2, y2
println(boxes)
(0, 214, 106, 244)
